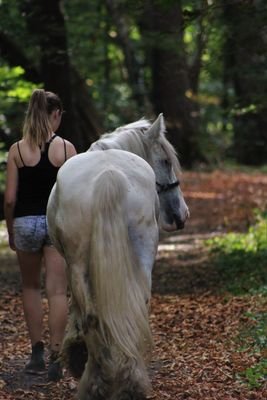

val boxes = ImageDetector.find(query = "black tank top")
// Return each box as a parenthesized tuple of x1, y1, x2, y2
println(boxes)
(14, 135, 66, 217)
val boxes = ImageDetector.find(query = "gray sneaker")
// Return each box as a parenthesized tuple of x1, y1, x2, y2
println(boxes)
(25, 341, 46, 374)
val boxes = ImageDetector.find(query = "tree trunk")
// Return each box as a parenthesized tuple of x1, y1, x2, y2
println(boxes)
(223, 0, 267, 165)
(140, 0, 203, 168)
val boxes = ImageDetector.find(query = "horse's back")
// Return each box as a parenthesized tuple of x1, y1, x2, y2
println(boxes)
(59, 148, 154, 185)
(47, 149, 158, 257)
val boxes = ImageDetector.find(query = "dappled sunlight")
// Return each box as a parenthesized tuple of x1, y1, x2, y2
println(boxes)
(157, 232, 220, 257)
(184, 191, 223, 200)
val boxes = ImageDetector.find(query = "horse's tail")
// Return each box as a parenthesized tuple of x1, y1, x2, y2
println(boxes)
(89, 169, 152, 362)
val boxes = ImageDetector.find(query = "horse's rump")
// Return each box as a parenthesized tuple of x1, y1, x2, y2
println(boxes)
(89, 167, 152, 361)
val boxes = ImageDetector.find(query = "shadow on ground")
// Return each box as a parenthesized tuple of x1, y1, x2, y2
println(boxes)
(152, 232, 221, 296)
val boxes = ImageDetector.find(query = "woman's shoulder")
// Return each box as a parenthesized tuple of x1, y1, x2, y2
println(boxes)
(10, 139, 29, 150)
(50, 135, 77, 162)
(7, 143, 17, 162)
(8, 140, 24, 156)
(54, 136, 77, 156)
(65, 139, 77, 155)
(9, 142, 18, 153)
(7, 140, 25, 166)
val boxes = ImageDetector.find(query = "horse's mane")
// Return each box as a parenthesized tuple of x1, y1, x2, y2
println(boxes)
(95, 117, 181, 175)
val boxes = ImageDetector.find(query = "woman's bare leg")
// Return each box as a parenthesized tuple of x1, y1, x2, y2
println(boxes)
(43, 245, 68, 380)
(43, 245, 68, 352)
(16, 250, 43, 345)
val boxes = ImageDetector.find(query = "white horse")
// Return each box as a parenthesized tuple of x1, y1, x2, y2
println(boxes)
(47, 113, 189, 400)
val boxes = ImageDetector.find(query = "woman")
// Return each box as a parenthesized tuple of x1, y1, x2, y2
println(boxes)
(4, 89, 77, 381)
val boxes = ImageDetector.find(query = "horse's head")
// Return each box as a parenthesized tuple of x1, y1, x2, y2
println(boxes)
(145, 114, 190, 232)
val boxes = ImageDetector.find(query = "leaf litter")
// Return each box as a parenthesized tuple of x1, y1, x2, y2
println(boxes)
(0, 169, 266, 399)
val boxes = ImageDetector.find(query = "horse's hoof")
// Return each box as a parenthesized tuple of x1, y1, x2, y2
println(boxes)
(67, 340, 88, 378)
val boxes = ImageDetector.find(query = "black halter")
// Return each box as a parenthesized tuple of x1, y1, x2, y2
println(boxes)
(156, 180, 180, 194)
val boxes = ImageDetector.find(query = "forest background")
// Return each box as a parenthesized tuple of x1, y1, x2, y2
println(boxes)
(0, 1, 267, 398)
(1, 0, 267, 200)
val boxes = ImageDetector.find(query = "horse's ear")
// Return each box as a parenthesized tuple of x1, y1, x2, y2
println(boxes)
(146, 113, 166, 141)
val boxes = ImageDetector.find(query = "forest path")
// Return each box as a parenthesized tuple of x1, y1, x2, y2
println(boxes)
(0, 169, 266, 399)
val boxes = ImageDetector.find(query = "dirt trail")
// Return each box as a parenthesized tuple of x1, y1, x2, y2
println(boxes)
(0, 170, 266, 399)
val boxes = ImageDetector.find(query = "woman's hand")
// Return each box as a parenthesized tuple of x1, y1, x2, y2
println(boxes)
(8, 233, 16, 251)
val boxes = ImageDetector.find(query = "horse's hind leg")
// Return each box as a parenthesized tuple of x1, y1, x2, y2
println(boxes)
(77, 332, 147, 400)
(111, 384, 147, 400)
(66, 261, 94, 325)
(62, 261, 94, 378)
(110, 361, 149, 400)
(78, 360, 111, 400)
(77, 334, 113, 400)
(61, 302, 88, 378)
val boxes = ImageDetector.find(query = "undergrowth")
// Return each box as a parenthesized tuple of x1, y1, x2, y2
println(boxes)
(207, 212, 267, 296)
(237, 311, 267, 389)
(206, 212, 267, 389)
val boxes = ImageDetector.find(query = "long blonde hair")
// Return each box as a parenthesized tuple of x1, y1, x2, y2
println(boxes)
(22, 89, 63, 148)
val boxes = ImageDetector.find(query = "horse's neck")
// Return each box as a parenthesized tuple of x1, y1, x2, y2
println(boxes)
(107, 133, 149, 163)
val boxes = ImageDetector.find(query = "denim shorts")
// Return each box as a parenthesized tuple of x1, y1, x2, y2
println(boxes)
(13, 215, 53, 252)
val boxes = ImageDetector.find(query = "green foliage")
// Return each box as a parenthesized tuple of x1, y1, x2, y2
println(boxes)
(64, 0, 141, 127)
(241, 312, 267, 350)
(240, 360, 267, 389)
(206, 213, 267, 295)
(1, 0, 267, 163)
(0, 0, 26, 37)
(237, 312, 267, 389)
(0, 65, 36, 100)
(182, 1, 236, 164)
(0, 64, 39, 140)
(207, 214, 267, 389)
(0, 64, 38, 192)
